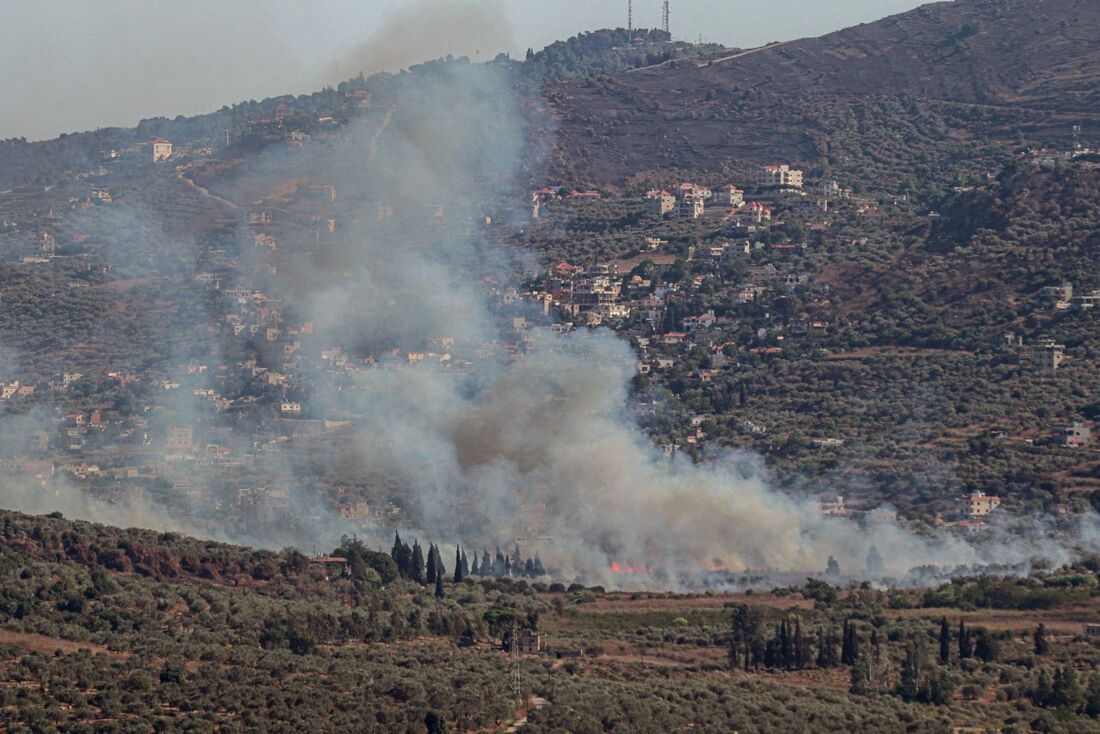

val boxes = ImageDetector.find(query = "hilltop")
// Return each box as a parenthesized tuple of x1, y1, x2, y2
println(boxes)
(545, 0, 1100, 186)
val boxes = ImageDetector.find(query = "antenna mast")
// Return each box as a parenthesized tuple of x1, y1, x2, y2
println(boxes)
(662, 1, 670, 34)
(628, 0, 633, 34)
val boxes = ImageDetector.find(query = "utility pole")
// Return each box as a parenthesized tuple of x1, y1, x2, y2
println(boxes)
(662, 1, 670, 34)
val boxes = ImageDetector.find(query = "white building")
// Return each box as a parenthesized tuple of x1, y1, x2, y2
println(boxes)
(757, 164, 804, 189)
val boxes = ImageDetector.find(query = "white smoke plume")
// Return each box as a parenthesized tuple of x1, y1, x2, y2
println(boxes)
(0, 11, 1095, 590)
(227, 55, 1098, 587)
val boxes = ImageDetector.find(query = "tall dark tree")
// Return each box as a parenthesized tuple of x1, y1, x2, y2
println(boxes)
(816, 626, 839, 668)
(391, 532, 410, 576)
(425, 712, 448, 734)
(841, 619, 858, 666)
(433, 544, 445, 580)
(434, 573, 445, 599)
(411, 541, 426, 584)
(453, 546, 465, 583)
(426, 545, 438, 585)
(958, 620, 972, 660)
(1034, 623, 1049, 656)
(482, 550, 492, 576)
(729, 604, 765, 672)
(939, 617, 951, 664)
(973, 628, 999, 662)
(532, 554, 545, 576)
(898, 639, 924, 701)
(470, 553, 480, 576)
(849, 643, 871, 696)
(793, 620, 808, 670)
(779, 619, 791, 670)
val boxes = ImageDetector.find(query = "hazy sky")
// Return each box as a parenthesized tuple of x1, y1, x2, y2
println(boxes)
(0, 0, 931, 141)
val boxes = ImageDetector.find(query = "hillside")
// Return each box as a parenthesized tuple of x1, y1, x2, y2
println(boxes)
(0, 509, 1100, 731)
(545, 0, 1100, 186)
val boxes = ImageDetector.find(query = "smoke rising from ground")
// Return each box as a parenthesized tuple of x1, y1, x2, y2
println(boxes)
(247, 56, 1100, 586)
(1, 14, 1096, 590)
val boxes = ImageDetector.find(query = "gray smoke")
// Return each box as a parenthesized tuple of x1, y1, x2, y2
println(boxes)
(323, 0, 515, 84)
(1, 10, 1096, 589)
(235, 56, 1098, 586)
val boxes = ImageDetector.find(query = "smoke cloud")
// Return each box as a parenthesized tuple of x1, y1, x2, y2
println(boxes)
(323, 0, 515, 84)
(1, 4, 1096, 590)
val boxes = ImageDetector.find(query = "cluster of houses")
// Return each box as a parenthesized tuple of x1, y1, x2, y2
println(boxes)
(1039, 282, 1100, 312)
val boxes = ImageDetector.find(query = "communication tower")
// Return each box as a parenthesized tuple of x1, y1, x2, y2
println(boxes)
(662, 1, 670, 34)
(628, 0, 633, 34)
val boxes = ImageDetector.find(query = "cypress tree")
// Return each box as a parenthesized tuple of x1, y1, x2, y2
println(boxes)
(849, 645, 871, 696)
(1034, 623, 1049, 656)
(728, 613, 741, 669)
(433, 544, 445, 580)
(1035, 669, 1054, 708)
(391, 532, 405, 575)
(453, 546, 464, 583)
(897, 639, 923, 701)
(426, 545, 438, 585)
(939, 617, 951, 664)
(412, 541, 425, 584)
(482, 550, 492, 576)
(793, 620, 805, 669)
(532, 554, 545, 576)
(460, 550, 469, 578)
(958, 620, 972, 660)
(470, 553, 480, 576)
(779, 619, 791, 670)
(841, 619, 858, 666)
(434, 573, 445, 599)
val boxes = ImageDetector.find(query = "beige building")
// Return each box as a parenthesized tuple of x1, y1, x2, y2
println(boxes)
(963, 490, 1001, 517)
(646, 190, 676, 216)
(717, 184, 745, 207)
(1023, 339, 1065, 370)
(757, 164, 804, 189)
(151, 138, 173, 162)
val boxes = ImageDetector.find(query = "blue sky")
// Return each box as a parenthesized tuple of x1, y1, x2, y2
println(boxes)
(0, 0, 931, 140)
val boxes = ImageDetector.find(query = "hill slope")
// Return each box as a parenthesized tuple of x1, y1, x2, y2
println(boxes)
(545, 0, 1100, 185)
